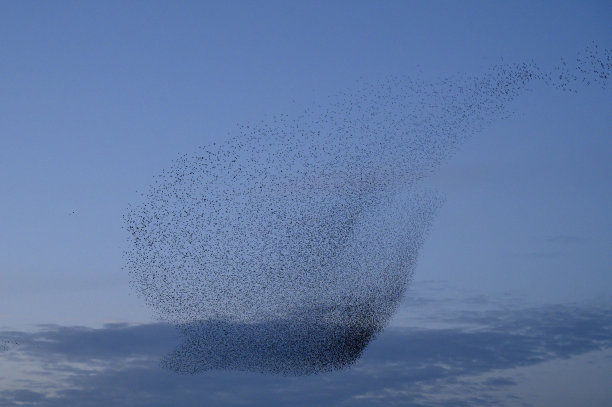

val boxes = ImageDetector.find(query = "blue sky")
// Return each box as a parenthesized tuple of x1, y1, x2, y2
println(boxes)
(1, 1, 611, 405)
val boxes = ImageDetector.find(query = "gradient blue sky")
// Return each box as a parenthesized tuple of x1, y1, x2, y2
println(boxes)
(1, 1, 611, 406)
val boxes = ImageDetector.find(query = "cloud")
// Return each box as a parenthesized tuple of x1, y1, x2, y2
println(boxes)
(1, 300, 611, 406)
(5, 323, 178, 362)
(2, 390, 46, 404)
(547, 235, 583, 245)
(513, 235, 585, 259)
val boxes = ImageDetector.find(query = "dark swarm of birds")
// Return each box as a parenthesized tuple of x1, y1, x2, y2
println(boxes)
(123, 44, 610, 375)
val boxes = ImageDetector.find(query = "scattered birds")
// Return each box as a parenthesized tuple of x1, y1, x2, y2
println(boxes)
(123, 44, 611, 375)
(0, 339, 18, 352)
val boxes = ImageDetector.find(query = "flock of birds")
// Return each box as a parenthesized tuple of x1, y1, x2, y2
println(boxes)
(0, 339, 18, 353)
(123, 44, 610, 375)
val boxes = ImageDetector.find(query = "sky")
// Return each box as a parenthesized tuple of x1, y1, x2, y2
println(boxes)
(1, 1, 611, 406)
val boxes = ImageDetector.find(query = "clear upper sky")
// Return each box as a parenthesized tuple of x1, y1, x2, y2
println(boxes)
(0, 1, 611, 405)
(2, 0, 610, 327)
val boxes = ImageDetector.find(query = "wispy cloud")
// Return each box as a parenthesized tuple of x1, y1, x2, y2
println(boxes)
(511, 234, 585, 260)
(547, 235, 583, 245)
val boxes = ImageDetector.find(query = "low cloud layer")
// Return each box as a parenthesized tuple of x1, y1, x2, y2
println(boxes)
(2, 299, 611, 406)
